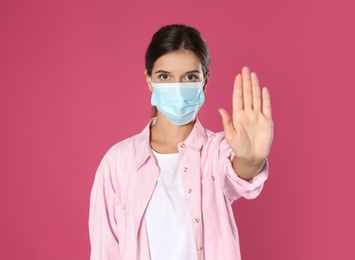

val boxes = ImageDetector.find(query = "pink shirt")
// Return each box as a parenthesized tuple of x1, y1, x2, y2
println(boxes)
(89, 118, 268, 260)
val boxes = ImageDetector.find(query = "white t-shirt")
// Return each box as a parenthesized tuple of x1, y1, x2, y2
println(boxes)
(145, 150, 198, 260)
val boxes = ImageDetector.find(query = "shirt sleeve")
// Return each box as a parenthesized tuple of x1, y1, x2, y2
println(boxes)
(89, 153, 121, 260)
(216, 138, 269, 201)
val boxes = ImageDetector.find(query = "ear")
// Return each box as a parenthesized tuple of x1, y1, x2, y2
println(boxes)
(203, 71, 211, 92)
(144, 69, 153, 92)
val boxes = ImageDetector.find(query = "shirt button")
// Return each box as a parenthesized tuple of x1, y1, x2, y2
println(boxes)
(122, 205, 126, 210)
(198, 246, 203, 251)
(180, 143, 185, 148)
(212, 175, 215, 181)
(183, 167, 188, 172)
(195, 218, 200, 223)
(188, 188, 192, 193)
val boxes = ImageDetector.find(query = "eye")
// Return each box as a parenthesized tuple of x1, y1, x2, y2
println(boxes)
(158, 74, 170, 80)
(186, 74, 198, 81)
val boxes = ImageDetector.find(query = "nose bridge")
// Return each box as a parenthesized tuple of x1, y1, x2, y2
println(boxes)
(172, 77, 182, 83)
(175, 73, 185, 83)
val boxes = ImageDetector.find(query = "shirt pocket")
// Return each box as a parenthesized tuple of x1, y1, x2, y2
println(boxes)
(201, 175, 239, 245)
(114, 204, 126, 249)
(201, 176, 220, 241)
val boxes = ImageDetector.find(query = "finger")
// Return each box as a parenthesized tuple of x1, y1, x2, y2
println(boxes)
(242, 66, 253, 110)
(262, 87, 272, 119)
(232, 74, 243, 113)
(251, 72, 261, 111)
(219, 108, 236, 136)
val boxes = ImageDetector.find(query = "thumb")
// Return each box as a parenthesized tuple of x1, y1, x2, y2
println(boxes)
(219, 108, 234, 135)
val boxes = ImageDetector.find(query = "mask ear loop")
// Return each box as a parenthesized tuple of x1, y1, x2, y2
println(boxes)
(201, 80, 207, 91)
(202, 70, 209, 91)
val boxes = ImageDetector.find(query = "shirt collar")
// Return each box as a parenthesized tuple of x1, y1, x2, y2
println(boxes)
(134, 117, 206, 170)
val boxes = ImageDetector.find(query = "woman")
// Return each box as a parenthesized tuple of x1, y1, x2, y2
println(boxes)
(89, 24, 274, 260)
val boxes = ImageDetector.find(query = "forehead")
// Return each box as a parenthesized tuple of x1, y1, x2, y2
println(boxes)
(153, 50, 202, 73)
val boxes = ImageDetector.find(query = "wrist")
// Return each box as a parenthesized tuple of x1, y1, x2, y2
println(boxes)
(232, 157, 266, 181)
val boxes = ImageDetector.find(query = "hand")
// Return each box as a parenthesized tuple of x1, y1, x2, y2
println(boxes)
(219, 67, 274, 179)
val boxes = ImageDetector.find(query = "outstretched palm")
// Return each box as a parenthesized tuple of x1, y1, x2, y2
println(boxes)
(219, 67, 274, 166)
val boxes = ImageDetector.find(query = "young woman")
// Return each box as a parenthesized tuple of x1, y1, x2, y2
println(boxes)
(89, 24, 274, 260)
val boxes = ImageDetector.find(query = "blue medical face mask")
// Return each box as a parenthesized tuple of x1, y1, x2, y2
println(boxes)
(150, 81, 205, 125)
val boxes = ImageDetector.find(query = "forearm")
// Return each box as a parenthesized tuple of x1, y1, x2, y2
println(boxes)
(232, 156, 266, 181)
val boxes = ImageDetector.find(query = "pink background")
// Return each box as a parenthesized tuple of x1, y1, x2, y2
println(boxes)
(1, 0, 354, 259)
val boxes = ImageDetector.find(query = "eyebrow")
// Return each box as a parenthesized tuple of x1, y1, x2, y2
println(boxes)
(154, 70, 201, 74)
(154, 70, 170, 74)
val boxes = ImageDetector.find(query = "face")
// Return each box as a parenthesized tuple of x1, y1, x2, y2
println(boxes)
(145, 49, 209, 91)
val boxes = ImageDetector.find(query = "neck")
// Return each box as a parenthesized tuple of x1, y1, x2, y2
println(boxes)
(150, 113, 194, 154)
